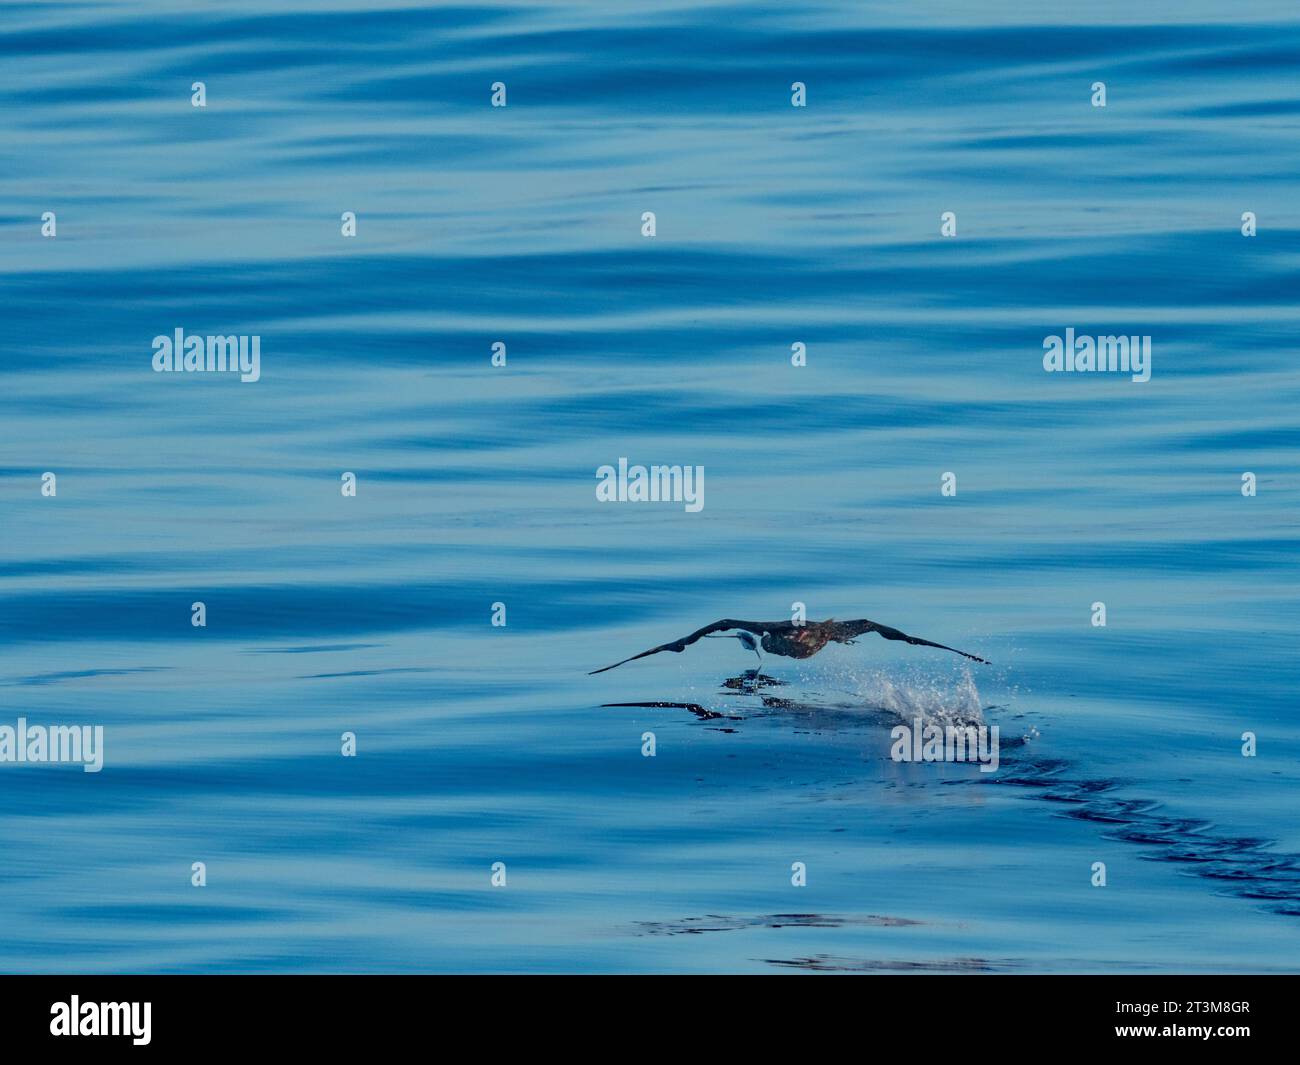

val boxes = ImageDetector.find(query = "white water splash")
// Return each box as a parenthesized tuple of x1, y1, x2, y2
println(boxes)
(870, 670, 986, 729)
(799, 666, 987, 729)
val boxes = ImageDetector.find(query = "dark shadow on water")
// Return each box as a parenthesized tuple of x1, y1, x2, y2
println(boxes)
(601, 701, 741, 722)
(764, 955, 1020, 973)
(992, 756, 1300, 919)
(720, 671, 785, 691)
(635, 913, 923, 936)
(601, 677, 1300, 921)
(601, 672, 782, 719)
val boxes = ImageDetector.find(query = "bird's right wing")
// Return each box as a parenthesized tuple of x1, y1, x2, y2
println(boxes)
(833, 618, 989, 664)
(588, 619, 777, 675)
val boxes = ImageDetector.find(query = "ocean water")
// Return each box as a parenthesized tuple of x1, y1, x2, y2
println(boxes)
(1, 0, 1298, 973)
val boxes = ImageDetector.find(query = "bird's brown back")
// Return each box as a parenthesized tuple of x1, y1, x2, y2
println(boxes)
(761, 622, 835, 659)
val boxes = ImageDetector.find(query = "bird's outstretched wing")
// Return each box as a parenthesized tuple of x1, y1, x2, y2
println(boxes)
(832, 619, 988, 664)
(588, 619, 782, 675)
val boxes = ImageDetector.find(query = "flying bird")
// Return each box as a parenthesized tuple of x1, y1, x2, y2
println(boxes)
(589, 617, 988, 674)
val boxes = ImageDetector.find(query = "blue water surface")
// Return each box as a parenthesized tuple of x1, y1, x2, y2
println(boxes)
(1, 0, 1298, 973)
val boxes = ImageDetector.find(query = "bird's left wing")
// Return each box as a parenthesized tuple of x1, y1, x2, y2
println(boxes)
(833, 618, 989, 664)
(588, 619, 774, 675)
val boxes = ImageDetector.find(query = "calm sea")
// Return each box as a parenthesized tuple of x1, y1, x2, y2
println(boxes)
(1, 0, 1298, 972)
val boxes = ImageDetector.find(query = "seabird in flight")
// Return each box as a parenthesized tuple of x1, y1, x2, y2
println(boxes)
(589, 617, 988, 675)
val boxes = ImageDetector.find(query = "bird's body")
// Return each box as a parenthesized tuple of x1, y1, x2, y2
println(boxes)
(589, 617, 987, 675)
(756, 624, 837, 659)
